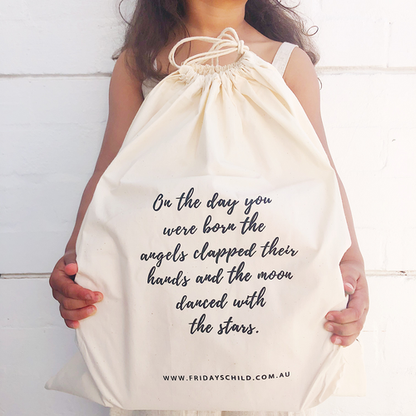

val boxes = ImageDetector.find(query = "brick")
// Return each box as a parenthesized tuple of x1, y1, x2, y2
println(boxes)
(0, 78, 110, 125)
(318, 0, 416, 68)
(0, 327, 107, 416)
(320, 0, 388, 19)
(385, 227, 416, 270)
(320, 74, 385, 129)
(339, 175, 388, 229)
(317, 17, 389, 67)
(343, 175, 416, 270)
(325, 127, 389, 174)
(320, 73, 416, 137)
(355, 228, 386, 271)
(383, 278, 416, 370)
(376, 74, 416, 129)
(0, 18, 123, 74)
(0, 230, 70, 273)
(382, 177, 416, 227)
(0, 173, 93, 272)
(384, 0, 416, 18)
(0, 0, 26, 20)
(0, 124, 103, 176)
(0, 176, 86, 230)
(0, 0, 121, 20)
(385, 0, 416, 66)
(0, 0, 130, 74)
(0, 79, 35, 125)
(0, 174, 94, 272)
(23, 0, 122, 20)
(388, 20, 416, 67)
(385, 128, 416, 178)
(0, 278, 57, 327)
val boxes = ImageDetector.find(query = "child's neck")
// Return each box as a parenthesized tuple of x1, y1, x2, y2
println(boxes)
(184, 0, 248, 37)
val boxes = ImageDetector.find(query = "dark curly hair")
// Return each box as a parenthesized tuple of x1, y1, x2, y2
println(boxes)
(114, 0, 319, 82)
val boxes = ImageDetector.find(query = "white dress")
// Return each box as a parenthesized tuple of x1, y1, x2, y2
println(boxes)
(109, 42, 317, 416)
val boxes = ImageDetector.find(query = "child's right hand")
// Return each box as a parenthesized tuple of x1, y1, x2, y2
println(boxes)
(49, 253, 103, 329)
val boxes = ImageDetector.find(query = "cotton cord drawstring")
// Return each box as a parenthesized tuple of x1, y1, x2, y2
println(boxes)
(168, 27, 249, 69)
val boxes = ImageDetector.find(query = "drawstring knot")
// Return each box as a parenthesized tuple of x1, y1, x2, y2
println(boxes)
(168, 27, 249, 69)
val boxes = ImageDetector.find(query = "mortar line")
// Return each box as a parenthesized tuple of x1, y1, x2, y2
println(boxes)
(0, 66, 416, 79)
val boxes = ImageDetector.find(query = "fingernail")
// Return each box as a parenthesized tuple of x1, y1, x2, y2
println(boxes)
(345, 283, 355, 294)
(326, 314, 334, 321)
(88, 306, 97, 315)
(94, 293, 103, 302)
(326, 324, 334, 332)
(334, 337, 342, 345)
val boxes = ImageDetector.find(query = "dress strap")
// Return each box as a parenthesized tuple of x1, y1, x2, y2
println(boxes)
(272, 42, 297, 76)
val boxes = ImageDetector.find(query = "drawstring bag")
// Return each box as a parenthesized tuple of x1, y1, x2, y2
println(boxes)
(46, 28, 365, 411)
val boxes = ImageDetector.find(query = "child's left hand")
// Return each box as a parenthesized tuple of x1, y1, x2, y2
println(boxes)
(324, 261, 369, 346)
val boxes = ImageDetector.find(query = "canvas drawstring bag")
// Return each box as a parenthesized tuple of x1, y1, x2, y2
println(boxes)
(46, 28, 365, 411)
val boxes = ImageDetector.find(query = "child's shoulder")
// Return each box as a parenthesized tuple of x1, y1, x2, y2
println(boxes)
(244, 25, 314, 76)
(242, 27, 282, 65)
(110, 49, 144, 104)
(282, 46, 317, 88)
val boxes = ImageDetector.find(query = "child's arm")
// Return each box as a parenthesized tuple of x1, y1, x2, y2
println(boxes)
(49, 50, 144, 329)
(283, 48, 369, 347)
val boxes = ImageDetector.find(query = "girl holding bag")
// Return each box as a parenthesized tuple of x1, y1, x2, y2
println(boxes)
(48, 1, 369, 415)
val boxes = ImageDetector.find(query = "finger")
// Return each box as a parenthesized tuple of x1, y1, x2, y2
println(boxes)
(324, 318, 364, 338)
(64, 250, 78, 278)
(59, 304, 97, 322)
(343, 279, 356, 295)
(53, 289, 101, 310)
(64, 262, 78, 278)
(339, 264, 359, 295)
(330, 334, 358, 347)
(346, 277, 369, 313)
(51, 270, 103, 302)
(50, 257, 74, 291)
(340, 261, 366, 295)
(326, 306, 362, 325)
(64, 319, 80, 329)
(326, 280, 369, 325)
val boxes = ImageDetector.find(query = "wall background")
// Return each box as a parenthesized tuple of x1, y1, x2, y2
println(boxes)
(1, 0, 415, 415)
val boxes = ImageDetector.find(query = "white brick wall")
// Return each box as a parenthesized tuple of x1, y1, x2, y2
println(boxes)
(0, 77, 109, 273)
(320, 73, 416, 272)
(1, 0, 415, 415)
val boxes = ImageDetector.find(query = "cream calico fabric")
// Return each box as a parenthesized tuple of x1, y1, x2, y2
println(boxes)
(46, 28, 365, 412)
(141, 42, 297, 99)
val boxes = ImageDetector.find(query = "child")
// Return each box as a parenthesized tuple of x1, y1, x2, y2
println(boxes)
(49, 1, 369, 415)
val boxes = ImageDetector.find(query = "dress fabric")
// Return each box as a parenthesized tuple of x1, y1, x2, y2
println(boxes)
(110, 42, 315, 416)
